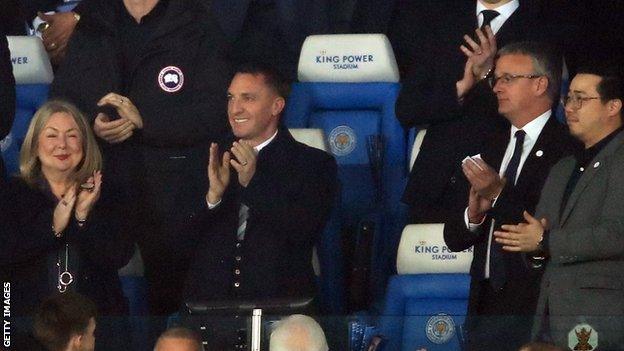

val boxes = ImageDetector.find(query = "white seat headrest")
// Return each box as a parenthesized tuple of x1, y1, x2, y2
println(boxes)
(289, 128, 328, 152)
(396, 224, 473, 274)
(7, 36, 54, 84)
(297, 34, 399, 83)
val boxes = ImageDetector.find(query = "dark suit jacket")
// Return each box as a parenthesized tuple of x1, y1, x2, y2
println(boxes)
(210, 0, 331, 81)
(184, 128, 337, 302)
(443, 115, 577, 350)
(0, 33, 15, 184)
(532, 131, 624, 349)
(395, 0, 560, 223)
(445, 116, 575, 280)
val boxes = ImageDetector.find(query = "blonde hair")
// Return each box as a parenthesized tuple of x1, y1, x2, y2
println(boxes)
(20, 100, 102, 185)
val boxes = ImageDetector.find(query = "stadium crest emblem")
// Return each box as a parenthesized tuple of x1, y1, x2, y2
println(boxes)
(158, 66, 184, 93)
(568, 324, 598, 351)
(329, 125, 356, 156)
(425, 313, 456, 344)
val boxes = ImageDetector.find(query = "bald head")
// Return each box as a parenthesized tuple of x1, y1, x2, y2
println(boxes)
(154, 328, 203, 351)
(270, 315, 328, 351)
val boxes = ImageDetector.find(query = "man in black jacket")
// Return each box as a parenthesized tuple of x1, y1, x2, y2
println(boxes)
(444, 42, 578, 351)
(391, 0, 561, 224)
(50, 0, 231, 315)
(184, 63, 337, 304)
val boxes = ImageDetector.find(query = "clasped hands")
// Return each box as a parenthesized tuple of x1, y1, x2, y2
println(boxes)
(93, 93, 143, 144)
(463, 157, 505, 223)
(206, 141, 257, 204)
(456, 26, 497, 99)
(53, 171, 103, 235)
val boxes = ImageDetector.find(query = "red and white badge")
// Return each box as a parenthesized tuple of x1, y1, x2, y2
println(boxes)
(158, 66, 184, 93)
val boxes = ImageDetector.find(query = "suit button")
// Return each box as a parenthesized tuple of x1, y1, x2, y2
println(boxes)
(234, 282, 240, 288)
(234, 269, 240, 275)
(236, 242, 242, 248)
(450, 176, 457, 184)
(235, 256, 242, 261)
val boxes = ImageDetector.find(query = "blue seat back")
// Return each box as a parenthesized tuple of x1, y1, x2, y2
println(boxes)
(285, 82, 406, 224)
(2, 36, 53, 177)
(380, 274, 470, 351)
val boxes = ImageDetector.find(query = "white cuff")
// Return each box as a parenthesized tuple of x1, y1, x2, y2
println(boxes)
(206, 199, 221, 209)
(464, 207, 485, 232)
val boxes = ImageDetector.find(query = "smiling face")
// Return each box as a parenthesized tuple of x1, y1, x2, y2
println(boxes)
(37, 112, 84, 178)
(227, 73, 285, 147)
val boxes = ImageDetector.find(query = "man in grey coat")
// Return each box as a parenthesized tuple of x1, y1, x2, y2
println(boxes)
(494, 66, 624, 350)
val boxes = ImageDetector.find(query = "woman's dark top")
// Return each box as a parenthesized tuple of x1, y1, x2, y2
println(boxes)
(0, 176, 134, 316)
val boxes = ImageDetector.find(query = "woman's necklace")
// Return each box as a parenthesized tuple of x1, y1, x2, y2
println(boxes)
(57, 243, 74, 293)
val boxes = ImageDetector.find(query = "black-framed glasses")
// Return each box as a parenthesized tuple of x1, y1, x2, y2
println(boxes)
(561, 95, 601, 110)
(488, 74, 542, 88)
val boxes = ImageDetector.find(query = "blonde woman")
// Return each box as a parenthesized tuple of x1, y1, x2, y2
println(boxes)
(0, 100, 133, 319)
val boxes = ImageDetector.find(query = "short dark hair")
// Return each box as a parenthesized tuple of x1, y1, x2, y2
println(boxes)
(155, 327, 203, 351)
(576, 65, 624, 103)
(33, 292, 97, 351)
(498, 41, 562, 101)
(234, 62, 290, 99)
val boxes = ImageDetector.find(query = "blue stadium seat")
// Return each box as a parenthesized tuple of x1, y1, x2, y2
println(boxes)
(379, 224, 473, 351)
(284, 34, 409, 303)
(1, 36, 53, 178)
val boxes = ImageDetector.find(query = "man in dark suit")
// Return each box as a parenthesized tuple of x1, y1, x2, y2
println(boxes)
(495, 67, 624, 350)
(393, 0, 559, 223)
(184, 63, 337, 302)
(210, 0, 332, 82)
(444, 42, 577, 351)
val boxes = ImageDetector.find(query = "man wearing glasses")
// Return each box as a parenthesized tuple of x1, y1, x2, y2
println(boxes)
(444, 41, 578, 351)
(494, 67, 624, 349)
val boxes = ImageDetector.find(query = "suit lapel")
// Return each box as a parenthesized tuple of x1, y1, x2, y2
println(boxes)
(547, 157, 575, 227)
(482, 124, 509, 172)
(560, 132, 624, 224)
(514, 117, 557, 189)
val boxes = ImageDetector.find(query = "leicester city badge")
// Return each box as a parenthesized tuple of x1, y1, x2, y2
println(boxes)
(425, 313, 456, 344)
(568, 323, 598, 351)
(328, 125, 356, 156)
(158, 66, 184, 93)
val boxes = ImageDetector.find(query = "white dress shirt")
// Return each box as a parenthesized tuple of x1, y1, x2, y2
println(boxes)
(476, 0, 520, 35)
(465, 110, 551, 278)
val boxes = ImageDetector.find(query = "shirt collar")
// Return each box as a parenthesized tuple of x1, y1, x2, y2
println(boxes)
(575, 126, 624, 167)
(510, 110, 551, 142)
(254, 130, 279, 153)
(476, 0, 519, 31)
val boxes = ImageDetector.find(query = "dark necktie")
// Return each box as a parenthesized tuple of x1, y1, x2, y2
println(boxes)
(480, 9, 500, 29)
(489, 129, 525, 290)
(503, 130, 526, 186)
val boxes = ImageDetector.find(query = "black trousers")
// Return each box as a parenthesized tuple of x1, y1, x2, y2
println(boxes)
(465, 278, 540, 351)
